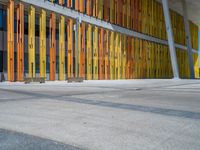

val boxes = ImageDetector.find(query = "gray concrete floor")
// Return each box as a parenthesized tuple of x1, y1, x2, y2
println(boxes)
(0, 128, 84, 150)
(0, 79, 200, 150)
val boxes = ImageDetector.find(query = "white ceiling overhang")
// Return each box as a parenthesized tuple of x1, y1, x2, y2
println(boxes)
(158, 0, 200, 28)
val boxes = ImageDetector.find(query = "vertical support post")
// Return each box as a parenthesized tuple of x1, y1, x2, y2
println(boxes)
(7, 0, 14, 81)
(59, 15, 65, 80)
(28, 5, 35, 78)
(17, 3, 24, 81)
(162, 0, 179, 79)
(182, 0, 195, 79)
(49, 13, 56, 81)
(40, 9, 46, 79)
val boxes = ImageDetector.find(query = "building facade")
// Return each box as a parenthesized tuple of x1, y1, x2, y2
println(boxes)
(0, 0, 199, 81)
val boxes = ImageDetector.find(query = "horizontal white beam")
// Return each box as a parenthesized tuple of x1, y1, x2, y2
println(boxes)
(19, 0, 198, 54)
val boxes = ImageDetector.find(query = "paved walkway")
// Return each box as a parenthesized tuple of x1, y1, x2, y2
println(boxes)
(0, 79, 200, 150)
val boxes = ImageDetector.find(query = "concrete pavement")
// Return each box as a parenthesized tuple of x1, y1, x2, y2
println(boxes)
(0, 79, 200, 150)
(0, 128, 84, 150)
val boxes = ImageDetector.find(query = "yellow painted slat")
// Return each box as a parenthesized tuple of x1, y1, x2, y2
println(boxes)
(105, 30, 110, 80)
(114, 33, 119, 79)
(39, 9, 46, 78)
(118, 34, 122, 79)
(86, 24, 92, 80)
(110, 31, 115, 80)
(121, 35, 126, 79)
(93, 26, 99, 80)
(28, 6, 35, 78)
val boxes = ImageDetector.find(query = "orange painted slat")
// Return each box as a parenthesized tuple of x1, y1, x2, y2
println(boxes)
(104, 0, 109, 22)
(134, 0, 139, 31)
(58, 0, 64, 5)
(86, 0, 91, 15)
(7, 0, 14, 81)
(122, 0, 126, 28)
(67, 0, 72, 8)
(16, 4, 24, 81)
(117, 0, 122, 25)
(67, 19, 73, 79)
(75, 0, 79, 11)
(79, 0, 84, 13)
(130, 0, 134, 29)
(138, 0, 142, 33)
(49, 13, 56, 81)
(127, 0, 131, 29)
(114, 0, 117, 24)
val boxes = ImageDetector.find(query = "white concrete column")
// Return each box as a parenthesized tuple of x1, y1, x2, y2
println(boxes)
(162, 0, 180, 79)
(182, 0, 195, 79)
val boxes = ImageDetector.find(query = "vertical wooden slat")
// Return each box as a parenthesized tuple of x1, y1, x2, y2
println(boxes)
(86, 24, 92, 80)
(93, 26, 99, 80)
(67, 19, 73, 79)
(80, 23, 85, 79)
(17, 3, 24, 81)
(28, 6, 35, 78)
(7, 0, 14, 81)
(49, 13, 56, 81)
(99, 28, 104, 80)
(59, 15, 65, 80)
(39, 9, 46, 79)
